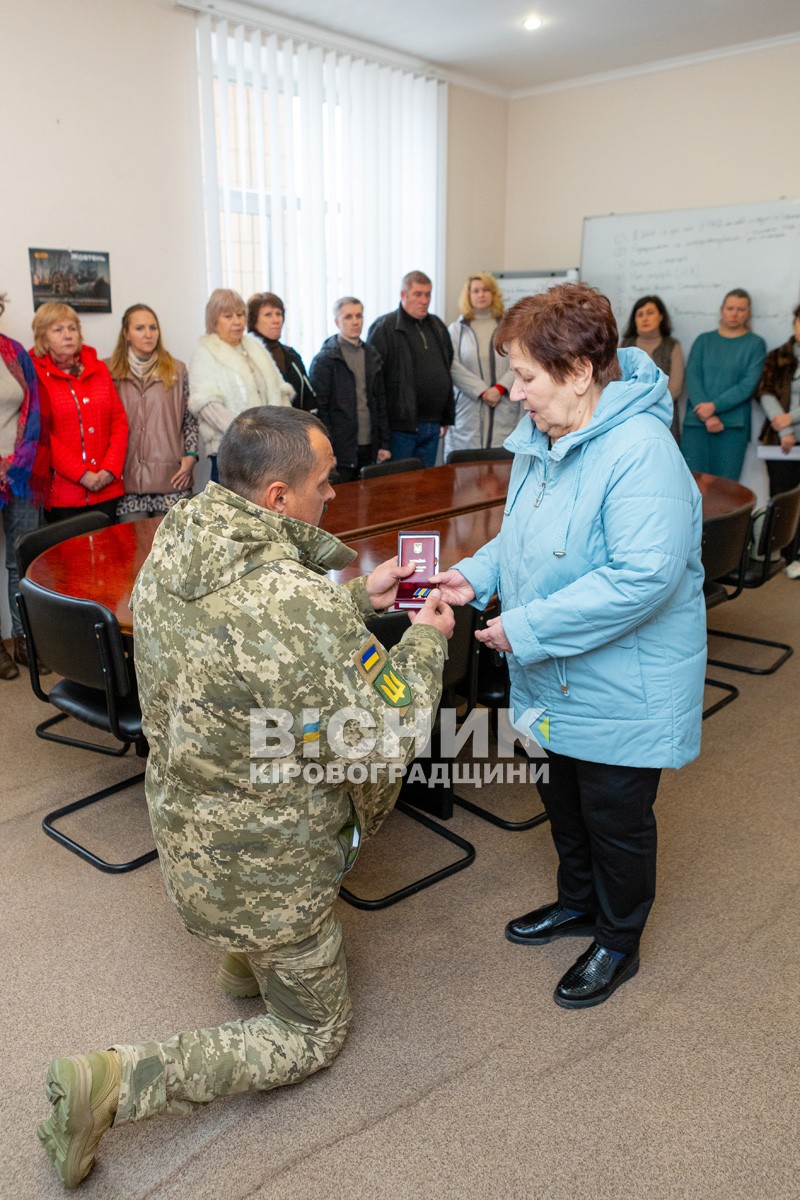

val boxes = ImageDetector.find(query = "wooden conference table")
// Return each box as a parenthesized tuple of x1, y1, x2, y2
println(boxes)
(26, 466, 754, 634)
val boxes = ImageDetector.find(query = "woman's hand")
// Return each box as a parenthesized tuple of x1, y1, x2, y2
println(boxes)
(771, 411, 794, 432)
(694, 401, 716, 421)
(171, 457, 196, 490)
(781, 433, 797, 453)
(480, 386, 502, 408)
(705, 415, 725, 434)
(427, 568, 476, 607)
(376, 449, 392, 463)
(365, 557, 414, 611)
(474, 615, 512, 653)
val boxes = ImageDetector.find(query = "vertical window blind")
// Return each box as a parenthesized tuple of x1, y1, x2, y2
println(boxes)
(195, 14, 447, 362)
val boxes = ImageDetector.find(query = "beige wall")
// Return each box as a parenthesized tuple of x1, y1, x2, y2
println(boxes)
(444, 85, 509, 322)
(1, 0, 205, 360)
(504, 41, 800, 269)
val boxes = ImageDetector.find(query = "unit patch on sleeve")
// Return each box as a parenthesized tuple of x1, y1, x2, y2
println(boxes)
(372, 663, 413, 709)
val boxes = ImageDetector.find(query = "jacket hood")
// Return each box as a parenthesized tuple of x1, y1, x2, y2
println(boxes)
(505, 347, 671, 460)
(148, 481, 356, 602)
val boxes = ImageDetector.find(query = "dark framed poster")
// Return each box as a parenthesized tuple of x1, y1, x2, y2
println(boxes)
(29, 248, 112, 313)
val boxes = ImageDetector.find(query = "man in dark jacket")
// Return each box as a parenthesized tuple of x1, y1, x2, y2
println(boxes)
(367, 271, 454, 468)
(310, 297, 392, 481)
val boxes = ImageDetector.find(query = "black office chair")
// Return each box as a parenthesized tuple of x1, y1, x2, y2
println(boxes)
(359, 457, 424, 480)
(17, 579, 157, 873)
(15, 510, 111, 580)
(446, 448, 513, 464)
(707, 484, 800, 675)
(339, 606, 476, 910)
(15, 512, 129, 755)
(452, 602, 547, 830)
(700, 499, 755, 718)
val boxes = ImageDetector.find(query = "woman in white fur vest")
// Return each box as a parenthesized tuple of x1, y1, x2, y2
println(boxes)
(189, 288, 294, 481)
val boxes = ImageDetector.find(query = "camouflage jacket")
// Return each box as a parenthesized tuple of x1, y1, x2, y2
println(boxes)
(132, 482, 446, 950)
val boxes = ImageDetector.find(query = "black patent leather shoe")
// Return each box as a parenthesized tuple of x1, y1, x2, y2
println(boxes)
(505, 901, 595, 945)
(554, 941, 639, 1009)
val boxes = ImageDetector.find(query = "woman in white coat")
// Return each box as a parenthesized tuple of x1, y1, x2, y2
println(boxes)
(444, 273, 519, 459)
(189, 289, 294, 481)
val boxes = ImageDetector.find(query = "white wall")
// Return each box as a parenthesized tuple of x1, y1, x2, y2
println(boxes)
(1, 0, 206, 637)
(504, 41, 800, 269)
(444, 85, 509, 321)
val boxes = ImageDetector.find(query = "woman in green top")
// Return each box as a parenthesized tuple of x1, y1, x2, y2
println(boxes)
(682, 288, 766, 481)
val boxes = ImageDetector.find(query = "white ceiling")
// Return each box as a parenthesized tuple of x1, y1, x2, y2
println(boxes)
(228, 0, 800, 94)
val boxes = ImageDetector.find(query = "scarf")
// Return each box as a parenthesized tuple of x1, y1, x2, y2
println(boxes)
(127, 347, 160, 382)
(0, 334, 50, 507)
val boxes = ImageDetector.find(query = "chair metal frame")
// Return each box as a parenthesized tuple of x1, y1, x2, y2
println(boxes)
(699, 499, 754, 718)
(338, 607, 476, 910)
(18, 579, 157, 874)
(707, 485, 800, 676)
(15, 513, 127, 755)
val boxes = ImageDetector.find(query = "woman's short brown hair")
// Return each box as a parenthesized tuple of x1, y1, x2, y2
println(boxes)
(31, 303, 83, 358)
(246, 291, 285, 332)
(495, 283, 621, 388)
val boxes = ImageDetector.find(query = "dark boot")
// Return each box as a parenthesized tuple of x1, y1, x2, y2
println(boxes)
(14, 635, 52, 675)
(0, 640, 20, 680)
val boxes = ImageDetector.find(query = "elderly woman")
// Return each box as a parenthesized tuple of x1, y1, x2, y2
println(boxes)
(682, 288, 766, 481)
(189, 289, 293, 481)
(756, 304, 800, 576)
(620, 294, 684, 441)
(247, 291, 315, 411)
(431, 283, 706, 1009)
(445, 272, 518, 459)
(0, 293, 50, 679)
(30, 303, 128, 524)
(107, 304, 198, 520)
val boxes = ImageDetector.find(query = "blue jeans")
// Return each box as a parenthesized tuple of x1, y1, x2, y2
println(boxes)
(390, 423, 440, 469)
(2, 497, 42, 636)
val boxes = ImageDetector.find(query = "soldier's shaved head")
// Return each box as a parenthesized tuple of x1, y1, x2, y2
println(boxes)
(218, 406, 328, 502)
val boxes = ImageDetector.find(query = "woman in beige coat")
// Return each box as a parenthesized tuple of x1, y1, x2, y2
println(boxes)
(107, 303, 197, 520)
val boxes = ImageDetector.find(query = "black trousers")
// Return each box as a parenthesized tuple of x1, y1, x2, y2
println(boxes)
(536, 751, 662, 954)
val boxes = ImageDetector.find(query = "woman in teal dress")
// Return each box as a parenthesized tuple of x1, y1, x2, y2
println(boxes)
(682, 288, 766, 481)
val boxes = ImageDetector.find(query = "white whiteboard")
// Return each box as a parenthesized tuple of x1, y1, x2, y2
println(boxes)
(580, 199, 800, 358)
(581, 199, 800, 504)
(494, 268, 579, 308)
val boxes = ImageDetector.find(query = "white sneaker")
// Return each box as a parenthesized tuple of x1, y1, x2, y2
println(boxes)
(785, 560, 800, 579)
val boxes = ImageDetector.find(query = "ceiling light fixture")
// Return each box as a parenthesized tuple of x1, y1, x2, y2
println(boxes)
(523, 15, 543, 31)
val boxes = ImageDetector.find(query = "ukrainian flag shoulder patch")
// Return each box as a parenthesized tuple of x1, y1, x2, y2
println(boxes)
(354, 637, 387, 683)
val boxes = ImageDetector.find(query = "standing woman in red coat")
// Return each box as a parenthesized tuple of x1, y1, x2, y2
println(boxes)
(30, 303, 128, 523)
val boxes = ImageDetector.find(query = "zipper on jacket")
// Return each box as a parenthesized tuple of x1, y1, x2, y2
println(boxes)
(55, 373, 88, 465)
(534, 460, 548, 508)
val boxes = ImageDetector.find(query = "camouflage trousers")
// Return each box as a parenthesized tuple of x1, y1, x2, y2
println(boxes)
(112, 912, 350, 1124)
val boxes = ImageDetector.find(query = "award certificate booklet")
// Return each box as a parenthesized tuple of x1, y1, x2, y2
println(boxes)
(395, 531, 440, 609)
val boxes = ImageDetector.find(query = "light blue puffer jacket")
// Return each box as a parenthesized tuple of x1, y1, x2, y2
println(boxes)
(454, 348, 706, 769)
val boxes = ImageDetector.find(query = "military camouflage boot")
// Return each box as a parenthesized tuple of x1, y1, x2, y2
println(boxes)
(37, 1050, 120, 1188)
(218, 950, 260, 998)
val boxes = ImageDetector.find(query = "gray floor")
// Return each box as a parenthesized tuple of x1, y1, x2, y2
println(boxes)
(1, 577, 798, 1199)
